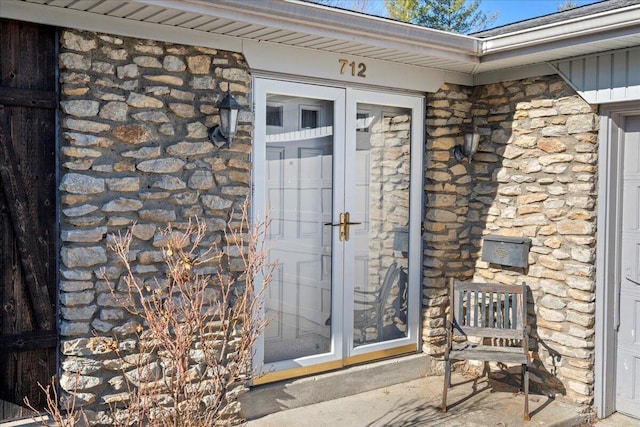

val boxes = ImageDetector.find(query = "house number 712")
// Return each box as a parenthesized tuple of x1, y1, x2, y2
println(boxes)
(339, 59, 366, 78)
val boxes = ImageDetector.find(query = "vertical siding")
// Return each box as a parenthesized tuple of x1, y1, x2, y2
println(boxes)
(629, 49, 640, 100)
(612, 51, 627, 100)
(554, 47, 640, 104)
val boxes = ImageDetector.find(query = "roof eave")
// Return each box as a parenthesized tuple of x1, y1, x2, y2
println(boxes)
(481, 3, 640, 57)
(4, 0, 640, 85)
(174, 0, 480, 60)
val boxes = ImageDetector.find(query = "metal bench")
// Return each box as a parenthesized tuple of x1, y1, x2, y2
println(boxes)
(353, 261, 407, 343)
(442, 279, 531, 421)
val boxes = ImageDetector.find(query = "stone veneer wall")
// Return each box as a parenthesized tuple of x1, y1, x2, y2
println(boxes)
(423, 75, 599, 406)
(57, 29, 252, 420)
(363, 112, 411, 343)
(55, 25, 599, 415)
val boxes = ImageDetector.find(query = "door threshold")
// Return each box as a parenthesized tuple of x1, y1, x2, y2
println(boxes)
(240, 353, 430, 420)
(254, 344, 416, 385)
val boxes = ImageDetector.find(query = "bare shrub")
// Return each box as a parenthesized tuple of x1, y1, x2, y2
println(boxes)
(30, 200, 272, 426)
(105, 201, 272, 426)
(24, 374, 89, 427)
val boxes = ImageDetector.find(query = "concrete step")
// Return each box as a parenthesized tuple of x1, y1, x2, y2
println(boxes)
(239, 353, 430, 420)
(245, 372, 592, 427)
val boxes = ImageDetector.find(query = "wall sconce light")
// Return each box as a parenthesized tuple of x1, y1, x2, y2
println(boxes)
(208, 89, 242, 148)
(452, 124, 480, 162)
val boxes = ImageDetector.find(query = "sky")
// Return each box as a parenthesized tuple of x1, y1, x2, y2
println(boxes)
(356, 0, 603, 29)
(478, 0, 601, 28)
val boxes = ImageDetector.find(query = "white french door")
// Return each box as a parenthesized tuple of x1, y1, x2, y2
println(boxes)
(253, 79, 423, 382)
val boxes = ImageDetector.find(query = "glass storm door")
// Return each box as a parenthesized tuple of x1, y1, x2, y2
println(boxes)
(253, 80, 423, 382)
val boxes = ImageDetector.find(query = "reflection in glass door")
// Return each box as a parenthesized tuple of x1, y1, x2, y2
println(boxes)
(253, 79, 423, 382)
(352, 104, 411, 348)
(263, 95, 334, 363)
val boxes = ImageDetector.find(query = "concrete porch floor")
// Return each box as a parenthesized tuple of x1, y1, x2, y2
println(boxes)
(245, 371, 635, 427)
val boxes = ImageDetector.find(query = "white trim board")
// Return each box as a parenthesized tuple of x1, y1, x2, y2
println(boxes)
(473, 63, 557, 86)
(243, 40, 472, 92)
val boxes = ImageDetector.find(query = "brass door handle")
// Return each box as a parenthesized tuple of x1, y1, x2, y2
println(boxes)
(343, 212, 362, 226)
(342, 212, 361, 242)
(324, 212, 362, 242)
(324, 212, 348, 241)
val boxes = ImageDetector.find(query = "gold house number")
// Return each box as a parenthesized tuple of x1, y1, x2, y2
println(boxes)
(339, 59, 366, 78)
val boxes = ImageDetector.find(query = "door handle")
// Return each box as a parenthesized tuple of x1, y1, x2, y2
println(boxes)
(343, 212, 362, 242)
(323, 212, 362, 242)
(324, 212, 348, 241)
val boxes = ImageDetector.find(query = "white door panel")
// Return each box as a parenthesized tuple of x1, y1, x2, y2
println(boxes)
(254, 79, 423, 378)
(264, 100, 334, 363)
(617, 115, 640, 418)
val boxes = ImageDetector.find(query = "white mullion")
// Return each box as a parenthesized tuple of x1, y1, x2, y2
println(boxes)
(342, 88, 358, 354)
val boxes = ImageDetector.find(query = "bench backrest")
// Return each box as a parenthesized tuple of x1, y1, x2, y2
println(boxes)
(449, 281, 527, 341)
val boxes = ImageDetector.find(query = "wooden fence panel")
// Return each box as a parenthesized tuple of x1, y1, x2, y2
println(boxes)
(0, 18, 57, 417)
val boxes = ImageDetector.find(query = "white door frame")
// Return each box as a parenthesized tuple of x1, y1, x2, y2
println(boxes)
(252, 77, 424, 381)
(595, 102, 640, 418)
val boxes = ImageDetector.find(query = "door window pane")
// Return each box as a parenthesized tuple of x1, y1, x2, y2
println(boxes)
(266, 104, 283, 127)
(301, 108, 319, 129)
(353, 104, 411, 347)
(264, 94, 334, 363)
(356, 111, 372, 132)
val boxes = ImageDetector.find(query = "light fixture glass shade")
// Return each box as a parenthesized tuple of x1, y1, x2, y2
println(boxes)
(218, 91, 240, 141)
(462, 125, 480, 160)
(209, 89, 242, 148)
(220, 106, 239, 140)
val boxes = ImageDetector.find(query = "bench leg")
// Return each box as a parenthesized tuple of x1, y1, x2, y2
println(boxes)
(523, 364, 530, 421)
(482, 361, 489, 378)
(442, 358, 451, 412)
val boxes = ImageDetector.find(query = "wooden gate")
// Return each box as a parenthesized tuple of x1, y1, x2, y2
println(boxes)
(0, 19, 57, 418)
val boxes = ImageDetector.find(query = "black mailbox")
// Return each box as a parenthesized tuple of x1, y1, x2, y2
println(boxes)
(393, 227, 409, 253)
(481, 235, 531, 268)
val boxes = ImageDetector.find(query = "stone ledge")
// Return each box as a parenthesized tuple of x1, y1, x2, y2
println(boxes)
(240, 353, 430, 420)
